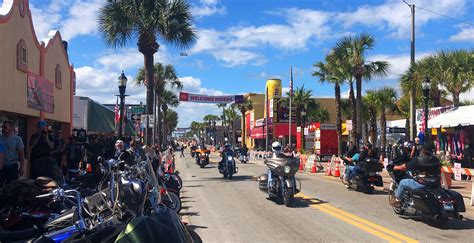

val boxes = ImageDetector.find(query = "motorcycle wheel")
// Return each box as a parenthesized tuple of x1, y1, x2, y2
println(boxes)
(162, 190, 181, 214)
(388, 190, 404, 215)
(199, 162, 205, 168)
(169, 173, 183, 190)
(429, 216, 449, 228)
(228, 173, 233, 180)
(365, 186, 375, 194)
(283, 188, 294, 207)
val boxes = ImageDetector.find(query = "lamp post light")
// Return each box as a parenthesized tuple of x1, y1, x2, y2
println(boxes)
(117, 71, 128, 139)
(422, 76, 431, 142)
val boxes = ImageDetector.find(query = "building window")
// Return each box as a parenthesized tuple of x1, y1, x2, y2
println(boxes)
(16, 39, 27, 72)
(55, 64, 62, 89)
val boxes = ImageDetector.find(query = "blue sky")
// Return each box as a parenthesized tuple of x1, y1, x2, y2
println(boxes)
(2, 0, 473, 127)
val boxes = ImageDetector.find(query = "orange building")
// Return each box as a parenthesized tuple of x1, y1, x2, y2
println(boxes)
(0, 0, 75, 172)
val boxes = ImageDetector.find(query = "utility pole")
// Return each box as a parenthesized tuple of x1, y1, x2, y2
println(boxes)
(404, 0, 416, 141)
(265, 86, 269, 152)
(289, 66, 293, 148)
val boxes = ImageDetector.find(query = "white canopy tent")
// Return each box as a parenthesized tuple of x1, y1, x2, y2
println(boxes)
(428, 105, 474, 128)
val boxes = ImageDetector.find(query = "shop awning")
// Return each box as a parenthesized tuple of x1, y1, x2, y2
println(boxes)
(87, 100, 136, 135)
(428, 105, 474, 128)
(250, 126, 265, 139)
(273, 123, 297, 137)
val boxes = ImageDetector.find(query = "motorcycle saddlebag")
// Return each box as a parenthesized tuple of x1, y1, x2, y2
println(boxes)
(412, 189, 440, 214)
(446, 189, 466, 212)
(258, 174, 268, 192)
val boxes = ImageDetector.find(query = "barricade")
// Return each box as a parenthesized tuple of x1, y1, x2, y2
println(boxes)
(440, 166, 474, 206)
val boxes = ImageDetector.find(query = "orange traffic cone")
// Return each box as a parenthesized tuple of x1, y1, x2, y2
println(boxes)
(86, 163, 92, 173)
(334, 161, 341, 177)
(299, 157, 304, 171)
(326, 161, 332, 176)
(311, 161, 317, 173)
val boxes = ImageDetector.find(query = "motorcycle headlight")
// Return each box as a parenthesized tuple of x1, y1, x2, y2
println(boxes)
(284, 165, 291, 174)
(227, 155, 233, 161)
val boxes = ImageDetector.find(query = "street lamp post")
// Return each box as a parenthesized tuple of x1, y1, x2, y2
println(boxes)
(212, 120, 216, 146)
(422, 76, 430, 143)
(117, 71, 128, 139)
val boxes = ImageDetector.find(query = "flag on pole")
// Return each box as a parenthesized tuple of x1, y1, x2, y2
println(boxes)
(290, 66, 294, 97)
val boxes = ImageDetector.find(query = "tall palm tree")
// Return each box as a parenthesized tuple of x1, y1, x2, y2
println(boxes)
(224, 106, 240, 146)
(372, 87, 397, 158)
(333, 33, 390, 144)
(136, 63, 183, 147)
(203, 114, 220, 144)
(234, 98, 253, 146)
(163, 109, 178, 141)
(216, 103, 227, 143)
(98, 0, 196, 145)
(313, 55, 348, 155)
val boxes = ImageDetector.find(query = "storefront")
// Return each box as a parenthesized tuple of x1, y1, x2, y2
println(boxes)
(0, 0, 74, 175)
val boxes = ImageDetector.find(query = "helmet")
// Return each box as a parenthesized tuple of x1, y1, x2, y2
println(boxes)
(271, 141, 282, 152)
(37, 120, 48, 128)
(224, 144, 231, 149)
(404, 141, 414, 150)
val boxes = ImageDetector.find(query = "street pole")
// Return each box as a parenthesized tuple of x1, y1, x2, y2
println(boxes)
(265, 86, 269, 152)
(422, 76, 431, 144)
(117, 71, 128, 139)
(289, 66, 293, 148)
(404, 1, 416, 141)
(222, 104, 226, 144)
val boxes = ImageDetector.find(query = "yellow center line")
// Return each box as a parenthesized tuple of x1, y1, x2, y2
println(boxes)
(296, 193, 418, 243)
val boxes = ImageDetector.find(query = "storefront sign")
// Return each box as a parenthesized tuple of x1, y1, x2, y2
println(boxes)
(27, 72, 54, 113)
(454, 163, 462, 181)
(179, 92, 244, 104)
(346, 120, 352, 131)
(416, 105, 454, 126)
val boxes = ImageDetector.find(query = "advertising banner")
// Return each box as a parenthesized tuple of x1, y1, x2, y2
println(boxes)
(27, 72, 54, 113)
(179, 92, 244, 104)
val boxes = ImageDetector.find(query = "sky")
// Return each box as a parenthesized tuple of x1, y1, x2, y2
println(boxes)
(1, 0, 473, 127)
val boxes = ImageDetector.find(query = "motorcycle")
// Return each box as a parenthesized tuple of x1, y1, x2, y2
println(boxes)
(386, 164, 465, 227)
(239, 151, 249, 163)
(219, 151, 237, 179)
(340, 158, 384, 193)
(258, 153, 301, 207)
(195, 148, 210, 168)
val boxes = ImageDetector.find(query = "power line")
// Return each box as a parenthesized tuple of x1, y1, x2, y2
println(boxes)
(416, 5, 474, 26)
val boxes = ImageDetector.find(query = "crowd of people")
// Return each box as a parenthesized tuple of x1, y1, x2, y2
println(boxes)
(0, 120, 184, 187)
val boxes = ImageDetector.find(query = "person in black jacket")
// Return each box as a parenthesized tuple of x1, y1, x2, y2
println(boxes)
(393, 143, 441, 204)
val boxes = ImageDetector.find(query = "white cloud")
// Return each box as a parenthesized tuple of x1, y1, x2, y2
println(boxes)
(336, 0, 467, 39)
(460, 88, 474, 101)
(191, 0, 226, 18)
(449, 26, 474, 42)
(0, 0, 13, 15)
(367, 52, 432, 80)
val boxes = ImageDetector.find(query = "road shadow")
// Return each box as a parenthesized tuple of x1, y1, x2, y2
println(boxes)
(186, 225, 204, 243)
(180, 211, 200, 217)
(440, 217, 474, 230)
(293, 196, 329, 208)
(186, 184, 204, 188)
(181, 200, 196, 203)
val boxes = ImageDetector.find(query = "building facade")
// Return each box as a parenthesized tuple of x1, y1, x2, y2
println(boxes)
(0, 0, 74, 172)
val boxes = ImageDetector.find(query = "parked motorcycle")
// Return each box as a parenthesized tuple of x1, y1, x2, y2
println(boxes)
(219, 150, 237, 179)
(258, 153, 300, 207)
(386, 164, 465, 227)
(340, 158, 384, 193)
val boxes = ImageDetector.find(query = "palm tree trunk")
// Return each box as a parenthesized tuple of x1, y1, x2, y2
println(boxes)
(349, 81, 357, 144)
(363, 122, 369, 144)
(156, 98, 162, 149)
(453, 92, 460, 107)
(381, 111, 387, 159)
(405, 118, 410, 140)
(241, 109, 246, 146)
(143, 52, 155, 146)
(335, 83, 343, 156)
(369, 109, 377, 144)
(356, 75, 362, 144)
(162, 110, 167, 147)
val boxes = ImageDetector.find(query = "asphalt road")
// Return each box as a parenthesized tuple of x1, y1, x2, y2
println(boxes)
(176, 152, 474, 243)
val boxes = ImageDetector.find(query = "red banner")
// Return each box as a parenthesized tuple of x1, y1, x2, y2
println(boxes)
(179, 92, 244, 104)
(27, 72, 54, 113)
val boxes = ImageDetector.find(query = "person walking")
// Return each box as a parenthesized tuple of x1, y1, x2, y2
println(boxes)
(0, 121, 25, 186)
(180, 143, 185, 158)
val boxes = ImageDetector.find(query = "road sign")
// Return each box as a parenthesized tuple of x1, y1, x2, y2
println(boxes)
(454, 163, 462, 181)
(131, 106, 145, 113)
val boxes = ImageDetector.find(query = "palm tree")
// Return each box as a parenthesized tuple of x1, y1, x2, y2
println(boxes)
(313, 56, 348, 155)
(203, 114, 220, 144)
(136, 63, 183, 147)
(163, 109, 178, 141)
(160, 90, 179, 146)
(216, 103, 227, 143)
(98, 0, 196, 145)
(364, 91, 379, 145)
(234, 98, 253, 146)
(333, 33, 390, 144)
(371, 87, 397, 158)
(224, 106, 240, 146)
(279, 86, 315, 127)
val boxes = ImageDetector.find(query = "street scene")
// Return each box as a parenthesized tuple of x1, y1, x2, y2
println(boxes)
(0, 0, 473, 242)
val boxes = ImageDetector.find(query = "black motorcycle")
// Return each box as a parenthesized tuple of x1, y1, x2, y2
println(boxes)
(386, 164, 465, 227)
(258, 153, 300, 207)
(219, 151, 237, 179)
(340, 158, 384, 193)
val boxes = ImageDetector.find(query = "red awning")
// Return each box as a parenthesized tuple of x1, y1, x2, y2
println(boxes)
(273, 123, 297, 137)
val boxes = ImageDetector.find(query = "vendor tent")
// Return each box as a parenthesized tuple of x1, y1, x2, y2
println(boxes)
(428, 105, 474, 128)
(74, 96, 136, 135)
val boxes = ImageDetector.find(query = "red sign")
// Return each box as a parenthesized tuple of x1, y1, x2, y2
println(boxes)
(27, 72, 54, 113)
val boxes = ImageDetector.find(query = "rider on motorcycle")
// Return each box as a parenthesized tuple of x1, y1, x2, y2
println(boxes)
(218, 144, 233, 171)
(391, 142, 441, 206)
(343, 143, 378, 185)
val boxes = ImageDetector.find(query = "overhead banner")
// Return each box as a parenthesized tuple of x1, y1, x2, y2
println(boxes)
(27, 72, 54, 113)
(179, 92, 244, 104)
